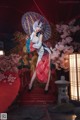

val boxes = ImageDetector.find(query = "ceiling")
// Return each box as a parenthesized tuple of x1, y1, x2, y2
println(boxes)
(0, 0, 80, 34)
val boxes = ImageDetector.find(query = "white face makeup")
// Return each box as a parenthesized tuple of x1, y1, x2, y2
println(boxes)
(35, 27, 41, 32)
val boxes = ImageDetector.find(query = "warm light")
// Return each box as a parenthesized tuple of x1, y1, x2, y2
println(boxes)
(0, 50, 4, 55)
(72, 115, 77, 120)
(69, 54, 80, 101)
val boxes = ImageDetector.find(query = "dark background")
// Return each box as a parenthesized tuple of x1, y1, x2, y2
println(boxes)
(0, 0, 80, 50)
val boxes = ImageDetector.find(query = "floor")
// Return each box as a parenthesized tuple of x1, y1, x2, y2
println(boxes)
(7, 103, 77, 120)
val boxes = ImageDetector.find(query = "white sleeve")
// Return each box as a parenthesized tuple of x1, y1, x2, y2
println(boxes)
(33, 40, 42, 49)
(44, 47, 51, 54)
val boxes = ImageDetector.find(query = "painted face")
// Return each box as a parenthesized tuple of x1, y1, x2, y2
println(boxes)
(35, 27, 41, 32)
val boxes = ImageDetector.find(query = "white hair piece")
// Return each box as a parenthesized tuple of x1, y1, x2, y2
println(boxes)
(33, 20, 43, 31)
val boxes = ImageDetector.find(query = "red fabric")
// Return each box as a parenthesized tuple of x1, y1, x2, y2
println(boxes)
(0, 71, 20, 112)
(36, 54, 49, 83)
(30, 42, 36, 52)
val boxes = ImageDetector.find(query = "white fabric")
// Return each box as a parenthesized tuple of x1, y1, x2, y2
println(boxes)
(30, 32, 44, 63)
(44, 47, 51, 54)
(30, 32, 51, 64)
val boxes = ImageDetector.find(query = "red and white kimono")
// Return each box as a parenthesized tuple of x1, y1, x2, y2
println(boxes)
(28, 32, 51, 83)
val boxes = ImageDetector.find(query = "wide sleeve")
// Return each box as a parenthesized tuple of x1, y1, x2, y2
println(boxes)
(33, 40, 42, 49)
(33, 34, 43, 49)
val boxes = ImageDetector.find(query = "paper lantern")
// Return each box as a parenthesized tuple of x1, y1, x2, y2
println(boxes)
(69, 54, 80, 101)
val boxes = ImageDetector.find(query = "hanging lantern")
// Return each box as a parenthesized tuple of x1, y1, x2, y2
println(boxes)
(0, 41, 4, 55)
(69, 53, 80, 101)
(0, 50, 4, 55)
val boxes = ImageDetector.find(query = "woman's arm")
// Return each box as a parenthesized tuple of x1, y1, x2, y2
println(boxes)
(39, 34, 43, 42)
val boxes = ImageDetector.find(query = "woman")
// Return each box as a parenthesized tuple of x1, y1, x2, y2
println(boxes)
(26, 20, 51, 91)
